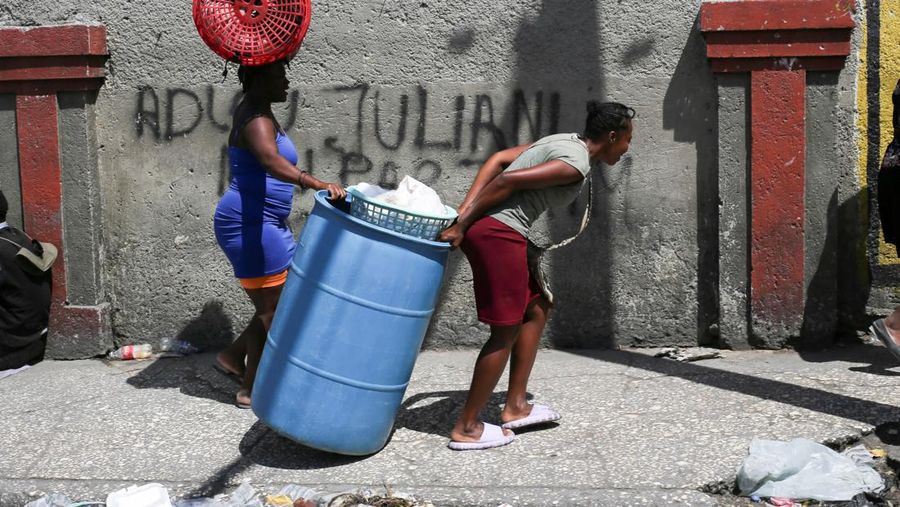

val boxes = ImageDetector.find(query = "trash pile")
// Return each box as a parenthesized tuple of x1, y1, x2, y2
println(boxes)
(737, 438, 886, 505)
(352, 176, 450, 217)
(25, 483, 436, 507)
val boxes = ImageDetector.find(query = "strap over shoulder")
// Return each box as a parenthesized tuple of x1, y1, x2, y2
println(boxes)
(530, 176, 592, 252)
(0, 236, 57, 272)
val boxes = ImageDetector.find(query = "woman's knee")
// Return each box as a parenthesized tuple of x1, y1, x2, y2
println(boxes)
(524, 297, 551, 322)
(487, 325, 521, 348)
(255, 311, 276, 330)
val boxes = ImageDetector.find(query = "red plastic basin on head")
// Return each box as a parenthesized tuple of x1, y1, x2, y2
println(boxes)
(193, 0, 312, 66)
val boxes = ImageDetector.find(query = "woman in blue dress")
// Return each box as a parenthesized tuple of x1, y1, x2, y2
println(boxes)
(213, 60, 345, 408)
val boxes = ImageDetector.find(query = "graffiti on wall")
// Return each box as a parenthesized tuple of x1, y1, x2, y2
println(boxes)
(134, 84, 566, 190)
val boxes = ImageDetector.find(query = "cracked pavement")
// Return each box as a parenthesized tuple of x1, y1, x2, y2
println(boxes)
(2, 345, 900, 506)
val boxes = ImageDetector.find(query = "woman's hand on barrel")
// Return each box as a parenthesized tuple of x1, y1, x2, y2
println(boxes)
(438, 221, 466, 250)
(324, 183, 347, 201)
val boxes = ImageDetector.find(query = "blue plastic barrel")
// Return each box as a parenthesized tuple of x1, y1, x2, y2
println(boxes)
(252, 190, 450, 455)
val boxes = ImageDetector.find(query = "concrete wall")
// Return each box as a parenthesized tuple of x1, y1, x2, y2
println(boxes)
(0, 94, 20, 226)
(0, 0, 868, 352)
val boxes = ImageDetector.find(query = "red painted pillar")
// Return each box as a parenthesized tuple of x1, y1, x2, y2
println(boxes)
(0, 25, 110, 354)
(750, 70, 806, 329)
(701, 1, 854, 343)
(16, 94, 67, 306)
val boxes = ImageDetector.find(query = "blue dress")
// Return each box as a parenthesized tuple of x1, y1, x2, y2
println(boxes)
(214, 132, 298, 279)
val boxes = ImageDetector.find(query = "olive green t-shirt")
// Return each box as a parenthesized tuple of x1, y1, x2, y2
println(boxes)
(487, 133, 590, 237)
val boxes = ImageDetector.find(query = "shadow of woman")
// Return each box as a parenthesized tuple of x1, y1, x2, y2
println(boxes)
(125, 352, 238, 406)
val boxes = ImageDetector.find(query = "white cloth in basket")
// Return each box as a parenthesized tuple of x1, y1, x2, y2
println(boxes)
(357, 176, 449, 216)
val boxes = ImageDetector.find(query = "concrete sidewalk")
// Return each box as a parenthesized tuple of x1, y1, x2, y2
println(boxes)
(3, 345, 900, 506)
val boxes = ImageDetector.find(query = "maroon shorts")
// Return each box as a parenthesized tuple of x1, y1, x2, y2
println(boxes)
(461, 216, 542, 326)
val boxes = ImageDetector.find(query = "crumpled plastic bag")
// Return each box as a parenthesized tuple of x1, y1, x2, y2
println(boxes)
(353, 182, 389, 200)
(107, 483, 173, 507)
(24, 493, 73, 507)
(173, 482, 260, 507)
(357, 176, 449, 216)
(174, 500, 227, 507)
(224, 483, 263, 507)
(737, 438, 885, 501)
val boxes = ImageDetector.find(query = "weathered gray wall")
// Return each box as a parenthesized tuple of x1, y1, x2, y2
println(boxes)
(0, 0, 868, 352)
(716, 73, 749, 349)
(0, 94, 20, 227)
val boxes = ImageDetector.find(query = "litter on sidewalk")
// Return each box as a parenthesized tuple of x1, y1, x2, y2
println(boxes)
(24, 482, 436, 507)
(107, 483, 173, 507)
(737, 438, 885, 501)
(654, 347, 723, 362)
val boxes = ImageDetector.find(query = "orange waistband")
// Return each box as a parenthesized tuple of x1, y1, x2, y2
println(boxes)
(239, 270, 288, 289)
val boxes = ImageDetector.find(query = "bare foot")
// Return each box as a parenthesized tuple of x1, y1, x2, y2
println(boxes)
(449, 421, 513, 443)
(235, 388, 251, 409)
(500, 402, 534, 425)
(216, 350, 246, 377)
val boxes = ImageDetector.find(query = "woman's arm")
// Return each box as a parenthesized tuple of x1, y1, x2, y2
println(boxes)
(457, 144, 531, 214)
(438, 160, 584, 249)
(243, 118, 346, 200)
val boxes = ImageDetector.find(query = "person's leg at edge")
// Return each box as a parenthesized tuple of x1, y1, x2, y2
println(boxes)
(501, 296, 551, 424)
(885, 306, 900, 344)
(450, 324, 519, 442)
(216, 327, 249, 377)
(236, 283, 284, 406)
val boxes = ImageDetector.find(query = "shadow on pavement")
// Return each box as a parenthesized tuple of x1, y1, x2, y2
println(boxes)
(578, 346, 900, 426)
(181, 422, 366, 498)
(237, 420, 367, 469)
(125, 352, 238, 406)
(797, 342, 900, 377)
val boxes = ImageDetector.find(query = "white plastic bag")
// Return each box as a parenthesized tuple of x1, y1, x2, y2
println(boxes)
(737, 438, 884, 501)
(224, 483, 263, 507)
(353, 182, 389, 200)
(24, 493, 72, 507)
(372, 176, 448, 216)
(106, 483, 174, 507)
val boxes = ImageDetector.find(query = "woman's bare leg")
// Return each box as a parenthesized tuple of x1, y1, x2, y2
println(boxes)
(236, 284, 284, 406)
(450, 324, 519, 442)
(502, 297, 551, 423)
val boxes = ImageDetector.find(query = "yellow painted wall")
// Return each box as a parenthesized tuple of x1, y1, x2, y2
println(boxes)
(878, 2, 900, 264)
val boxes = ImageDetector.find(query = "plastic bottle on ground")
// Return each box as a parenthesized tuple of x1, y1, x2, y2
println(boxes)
(159, 338, 200, 355)
(108, 344, 153, 360)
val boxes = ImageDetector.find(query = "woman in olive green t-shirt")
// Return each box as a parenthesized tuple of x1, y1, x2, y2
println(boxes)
(440, 101, 635, 450)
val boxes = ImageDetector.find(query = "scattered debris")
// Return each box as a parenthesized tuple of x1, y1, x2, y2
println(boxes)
(24, 482, 435, 507)
(24, 493, 73, 507)
(655, 347, 723, 362)
(107, 483, 173, 507)
(870, 448, 888, 459)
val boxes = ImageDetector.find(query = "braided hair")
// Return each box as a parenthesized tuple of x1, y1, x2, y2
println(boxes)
(237, 60, 288, 94)
(583, 101, 635, 142)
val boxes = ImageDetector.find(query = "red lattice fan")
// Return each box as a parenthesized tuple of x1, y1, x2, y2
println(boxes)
(193, 0, 312, 66)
